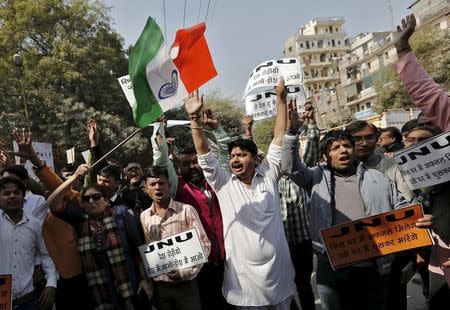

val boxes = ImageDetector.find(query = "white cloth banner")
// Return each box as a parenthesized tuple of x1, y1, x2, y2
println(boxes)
(245, 85, 307, 121)
(138, 228, 207, 278)
(242, 58, 306, 121)
(394, 131, 450, 190)
(13, 141, 54, 182)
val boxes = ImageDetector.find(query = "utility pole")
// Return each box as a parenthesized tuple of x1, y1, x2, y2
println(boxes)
(387, 0, 396, 32)
(13, 54, 31, 131)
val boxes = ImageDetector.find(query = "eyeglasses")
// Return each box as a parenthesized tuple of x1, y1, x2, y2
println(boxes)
(353, 134, 377, 144)
(81, 193, 103, 203)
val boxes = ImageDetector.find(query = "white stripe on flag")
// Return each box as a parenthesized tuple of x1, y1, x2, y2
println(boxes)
(146, 44, 188, 112)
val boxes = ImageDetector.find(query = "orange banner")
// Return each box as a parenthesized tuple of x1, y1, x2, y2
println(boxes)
(321, 204, 433, 269)
(0, 275, 12, 310)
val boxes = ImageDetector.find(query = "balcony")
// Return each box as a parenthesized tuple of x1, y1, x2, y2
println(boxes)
(298, 45, 348, 54)
(304, 73, 340, 82)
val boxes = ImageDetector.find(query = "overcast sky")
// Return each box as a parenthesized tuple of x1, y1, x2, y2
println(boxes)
(105, 0, 410, 101)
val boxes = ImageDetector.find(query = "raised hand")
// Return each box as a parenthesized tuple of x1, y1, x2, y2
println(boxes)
(243, 115, 254, 129)
(275, 78, 287, 102)
(287, 98, 300, 132)
(74, 164, 90, 179)
(185, 90, 204, 119)
(12, 128, 41, 166)
(202, 108, 219, 129)
(87, 118, 99, 147)
(394, 14, 416, 56)
(0, 150, 10, 170)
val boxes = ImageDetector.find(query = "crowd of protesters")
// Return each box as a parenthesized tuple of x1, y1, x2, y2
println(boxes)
(0, 13, 449, 310)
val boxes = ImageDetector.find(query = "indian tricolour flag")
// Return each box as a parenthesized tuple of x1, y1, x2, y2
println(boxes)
(127, 17, 217, 128)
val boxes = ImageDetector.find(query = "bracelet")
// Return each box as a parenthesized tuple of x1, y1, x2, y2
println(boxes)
(190, 126, 203, 130)
(32, 160, 46, 172)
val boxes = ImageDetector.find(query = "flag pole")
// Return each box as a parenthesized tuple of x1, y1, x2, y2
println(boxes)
(90, 127, 144, 169)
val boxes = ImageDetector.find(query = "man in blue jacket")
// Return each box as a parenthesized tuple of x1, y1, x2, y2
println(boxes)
(281, 101, 408, 310)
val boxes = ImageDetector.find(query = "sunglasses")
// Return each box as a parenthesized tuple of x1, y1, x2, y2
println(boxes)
(81, 193, 103, 203)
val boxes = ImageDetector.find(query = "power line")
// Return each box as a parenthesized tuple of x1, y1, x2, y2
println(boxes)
(163, 0, 167, 39)
(183, 0, 187, 28)
(204, 0, 211, 23)
(197, 0, 203, 23)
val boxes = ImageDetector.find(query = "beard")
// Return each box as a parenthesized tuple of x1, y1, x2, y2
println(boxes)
(183, 169, 205, 185)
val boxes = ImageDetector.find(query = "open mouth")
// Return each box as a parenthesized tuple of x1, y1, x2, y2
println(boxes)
(155, 192, 163, 199)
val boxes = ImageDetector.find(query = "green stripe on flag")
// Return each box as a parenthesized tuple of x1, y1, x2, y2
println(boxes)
(129, 17, 164, 128)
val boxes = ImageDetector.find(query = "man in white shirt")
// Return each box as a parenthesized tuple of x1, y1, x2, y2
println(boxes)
(0, 177, 57, 309)
(185, 82, 295, 309)
(2, 165, 48, 222)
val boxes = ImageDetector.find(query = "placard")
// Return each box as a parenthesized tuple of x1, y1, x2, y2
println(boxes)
(242, 58, 304, 99)
(138, 228, 207, 278)
(244, 85, 306, 121)
(117, 75, 136, 108)
(0, 275, 12, 310)
(321, 204, 433, 269)
(395, 131, 450, 190)
(13, 141, 54, 182)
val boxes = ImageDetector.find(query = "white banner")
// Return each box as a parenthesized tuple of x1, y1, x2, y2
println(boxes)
(13, 141, 54, 182)
(118, 75, 137, 107)
(245, 85, 307, 121)
(138, 228, 207, 278)
(394, 131, 450, 190)
(242, 58, 304, 99)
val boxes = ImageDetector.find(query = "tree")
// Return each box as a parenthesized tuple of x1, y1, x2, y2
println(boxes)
(377, 25, 450, 110)
(164, 91, 245, 152)
(0, 0, 151, 169)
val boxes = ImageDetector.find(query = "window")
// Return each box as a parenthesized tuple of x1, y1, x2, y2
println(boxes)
(367, 62, 371, 69)
(300, 43, 304, 48)
(288, 46, 292, 53)
(366, 102, 371, 108)
(338, 40, 341, 45)
(311, 42, 315, 47)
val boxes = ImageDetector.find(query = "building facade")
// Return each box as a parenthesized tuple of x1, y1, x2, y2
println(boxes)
(283, 17, 351, 127)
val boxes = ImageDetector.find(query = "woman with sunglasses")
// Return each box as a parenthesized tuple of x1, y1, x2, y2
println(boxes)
(47, 164, 152, 310)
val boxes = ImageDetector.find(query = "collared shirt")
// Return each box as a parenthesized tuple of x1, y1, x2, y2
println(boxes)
(24, 191, 48, 223)
(0, 210, 57, 299)
(140, 199, 211, 282)
(197, 143, 295, 307)
(279, 176, 310, 244)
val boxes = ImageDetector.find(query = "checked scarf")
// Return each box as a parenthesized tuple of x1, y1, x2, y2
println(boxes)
(78, 208, 133, 309)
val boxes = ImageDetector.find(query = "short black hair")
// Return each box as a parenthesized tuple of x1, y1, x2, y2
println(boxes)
(345, 120, 379, 137)
(60, 164, 76, 174)
(81, 182, 109, 197)
(381, 127, 403, 143)
(0, 176, 26, 196)
(319, 130, 355, 158)
(144, 166, 169, 182)
(401, 119, 419, 134)
(227, 139, 258, 158)
(3, 165, 28, 182)
(410, 125, 443, 136)
(180, 147, 197, 156)
(98, 164, 121, 181)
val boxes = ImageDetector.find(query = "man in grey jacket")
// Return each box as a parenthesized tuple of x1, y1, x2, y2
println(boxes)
(281, 102, 409, 310)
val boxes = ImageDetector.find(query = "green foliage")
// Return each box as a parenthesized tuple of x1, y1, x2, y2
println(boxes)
(377, 25, 450, 110)
(252, 118, 275, 154)
(0, 0, 151, 169)
(165, 92, 245, 151)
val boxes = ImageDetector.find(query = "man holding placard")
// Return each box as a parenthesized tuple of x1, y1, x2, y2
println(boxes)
(140, 166, 210, 310)
(281, 101, 409, 309)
